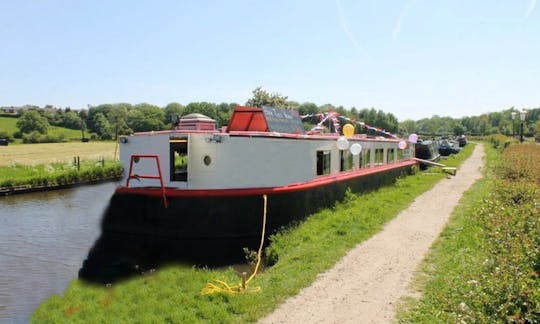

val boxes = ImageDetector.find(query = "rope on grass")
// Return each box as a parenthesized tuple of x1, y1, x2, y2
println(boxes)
(201, 194, 267, 295)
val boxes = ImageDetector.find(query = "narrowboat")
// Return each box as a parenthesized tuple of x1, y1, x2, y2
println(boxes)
(414, 140, 441, 169)
(438, 139, 461, 156)
(79, 106, 417, 282)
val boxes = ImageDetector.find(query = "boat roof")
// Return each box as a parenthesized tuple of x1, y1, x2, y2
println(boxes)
(226, 106, 305, 134)
(123, 105, 400, 142)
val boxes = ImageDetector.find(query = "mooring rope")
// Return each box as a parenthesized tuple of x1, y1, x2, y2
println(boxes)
(201, 194, 267, 295)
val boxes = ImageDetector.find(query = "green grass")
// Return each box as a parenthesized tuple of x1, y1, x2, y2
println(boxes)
(47, 125, 84, 140)
(0, 116, 87, 143)
(0, 159, 122, 189)
(0, 116, 18, 134)
(397, 141, 540, 322)
(31, 145, 475, 323)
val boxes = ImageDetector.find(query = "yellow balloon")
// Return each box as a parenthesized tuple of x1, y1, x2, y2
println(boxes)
(343, 124, 354, 139)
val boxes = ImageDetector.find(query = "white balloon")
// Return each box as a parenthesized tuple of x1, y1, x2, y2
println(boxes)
(408, 133, 418, 144)
(398, 141, 407, 150)
(336, 136, 349, 150)
(350, 143, 362, 155)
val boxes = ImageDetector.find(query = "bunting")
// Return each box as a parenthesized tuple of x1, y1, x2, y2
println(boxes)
(301, 112, 400, 139)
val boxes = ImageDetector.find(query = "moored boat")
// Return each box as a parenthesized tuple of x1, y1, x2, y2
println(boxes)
(79, 106, 417, 282)
(414, 139, 441, 169)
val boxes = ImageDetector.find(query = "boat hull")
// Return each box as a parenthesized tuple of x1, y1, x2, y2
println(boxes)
(79, 162, 415, 282)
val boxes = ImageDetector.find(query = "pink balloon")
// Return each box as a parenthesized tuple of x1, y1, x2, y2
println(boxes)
(398, 141, 407, 150)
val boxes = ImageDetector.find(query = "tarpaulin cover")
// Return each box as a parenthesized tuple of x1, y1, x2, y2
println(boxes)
(226, 106, 305, 134)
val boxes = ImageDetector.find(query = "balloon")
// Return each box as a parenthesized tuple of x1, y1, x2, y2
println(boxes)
(350, 143, 362, 155)
(408, 133, 418, 144)
(343, 124, 354, 139)
(398, 141, 407, 150)
(336, 136, 349, 150)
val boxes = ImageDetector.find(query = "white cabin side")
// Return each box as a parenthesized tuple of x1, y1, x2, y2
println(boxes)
(119, 132, 408, 190)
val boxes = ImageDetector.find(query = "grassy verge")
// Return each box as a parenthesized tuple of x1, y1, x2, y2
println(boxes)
(0, 158, 122, 191)
(397, 140, 540, 322)
(0, 141, 117, 166)
(31, 145, 474, 323)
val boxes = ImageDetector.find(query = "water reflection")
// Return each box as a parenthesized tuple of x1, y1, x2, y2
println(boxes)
(0, 182, 118, 323)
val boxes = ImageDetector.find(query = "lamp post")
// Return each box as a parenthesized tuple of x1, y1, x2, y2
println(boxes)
(511, 111, 517, 137)
(519, 109, 527, 143)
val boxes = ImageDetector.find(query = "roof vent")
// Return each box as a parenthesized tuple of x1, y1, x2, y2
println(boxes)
(175, 113, 216, 131)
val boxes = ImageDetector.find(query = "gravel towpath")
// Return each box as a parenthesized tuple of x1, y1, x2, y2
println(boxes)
(260, 144, 485, 324)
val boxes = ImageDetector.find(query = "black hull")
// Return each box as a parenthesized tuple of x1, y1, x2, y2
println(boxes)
(79, 164, 414, 283)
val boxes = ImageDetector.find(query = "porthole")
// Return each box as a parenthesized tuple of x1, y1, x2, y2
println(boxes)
(203, 155, 212, 166)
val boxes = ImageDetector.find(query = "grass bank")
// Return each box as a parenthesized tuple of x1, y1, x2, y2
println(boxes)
(0, 141, 117, 166)
(0, 141, 121, 194)
(397, 139, 540, 322)
(0, 158, 122, 194)
(31, 145, 474, 323)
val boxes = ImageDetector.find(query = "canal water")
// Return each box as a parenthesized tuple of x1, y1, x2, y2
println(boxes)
(0, 182, 118, 323)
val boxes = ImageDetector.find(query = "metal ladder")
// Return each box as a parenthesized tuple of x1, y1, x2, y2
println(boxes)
(125, 154, 169, 208)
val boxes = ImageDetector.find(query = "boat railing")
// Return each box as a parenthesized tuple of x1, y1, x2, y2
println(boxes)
(125, 154, 169, 208)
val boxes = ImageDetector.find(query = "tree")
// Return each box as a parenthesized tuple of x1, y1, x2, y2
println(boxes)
(297, 102, 319, 116)
(92, 112, 113, 139)
(399, 119, 418, 135)
(164, 102, 184, 125)
(533, 120, 540, 142)
(16, 110, 49, 134)
(127, 104, 165, 132)
(62, 110, 83, 130)
(246, 87, 288, 108)
(108, 105, 131, 138)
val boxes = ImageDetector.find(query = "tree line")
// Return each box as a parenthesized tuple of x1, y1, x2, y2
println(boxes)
(6, 87, 540, 142)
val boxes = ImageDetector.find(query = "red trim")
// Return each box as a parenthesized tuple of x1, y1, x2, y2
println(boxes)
(116, 160, 416, 198)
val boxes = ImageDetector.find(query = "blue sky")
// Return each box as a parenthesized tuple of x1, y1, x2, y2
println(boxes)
(1, 1, 538, 121)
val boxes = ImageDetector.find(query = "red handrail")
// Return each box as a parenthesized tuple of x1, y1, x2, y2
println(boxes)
(125, 154, 169, 208)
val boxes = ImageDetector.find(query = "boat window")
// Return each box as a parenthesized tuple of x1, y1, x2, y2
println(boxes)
(397, 148, 404, 161)
(388, 148, 395, 163)
(170, 138, 188, 181)
(316, 151, 331, 175)
(375, 148, 384, 165)
(340, 150, 353, 171)
(363, 149, 370, 168)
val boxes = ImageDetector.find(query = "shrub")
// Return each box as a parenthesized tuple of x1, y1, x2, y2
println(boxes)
(487, 134, 517, 151)
(459, 143, 540, 322)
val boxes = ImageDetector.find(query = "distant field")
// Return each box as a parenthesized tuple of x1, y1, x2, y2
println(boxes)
(48, 125, 84, 139)
(0, 116, 18, 134)
(0, 141, 117, 166)
(0, 116, 89, 141)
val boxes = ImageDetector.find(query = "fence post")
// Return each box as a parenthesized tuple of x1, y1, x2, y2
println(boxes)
(77, 156, 80, 171)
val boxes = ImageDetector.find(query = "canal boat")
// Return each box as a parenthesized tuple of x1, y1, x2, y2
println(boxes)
(414, 139, 441, 169)
(79, 106, 417, 282)
(438, 139, 460, 156)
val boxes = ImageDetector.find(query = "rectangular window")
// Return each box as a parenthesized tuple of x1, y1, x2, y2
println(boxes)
(316, 151, 331, 175)
(363, 149, 371, 168)
(340, 150, 353, 171)
(170, 138, 188, 181)
(375, 148, 384, 165)
(388, 148, 395, 163)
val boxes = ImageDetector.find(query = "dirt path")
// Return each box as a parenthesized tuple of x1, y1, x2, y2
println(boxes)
(260, 144, 485, 324)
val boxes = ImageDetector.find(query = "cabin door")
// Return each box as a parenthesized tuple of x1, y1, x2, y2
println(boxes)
(170, 137, 188, 182)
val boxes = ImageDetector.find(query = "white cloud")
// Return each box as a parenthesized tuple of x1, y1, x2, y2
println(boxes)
(525, 0, 536, 18)
(335, 0, 371, 60)
(393, 0, 421, 40)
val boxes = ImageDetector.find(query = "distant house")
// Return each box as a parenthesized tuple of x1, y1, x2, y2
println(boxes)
(0, 105, 34, 116)
(0, 107, 19, 115)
